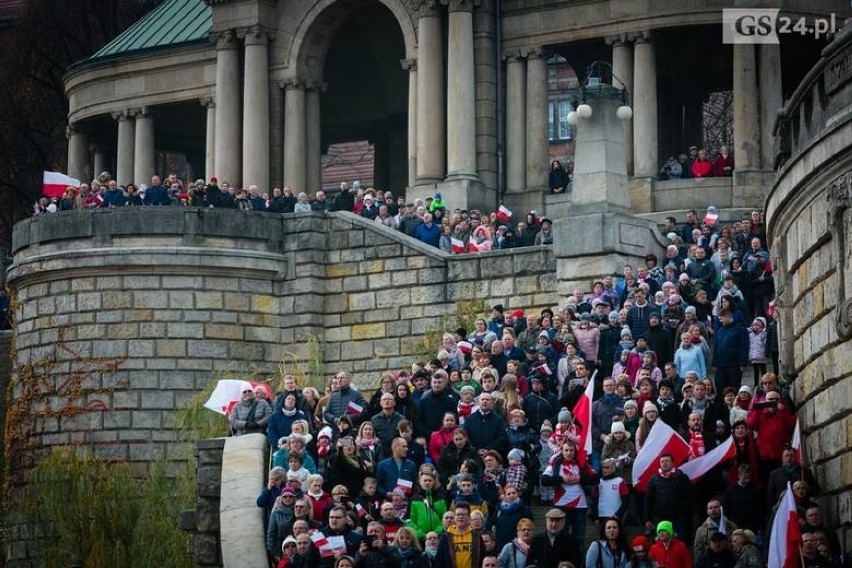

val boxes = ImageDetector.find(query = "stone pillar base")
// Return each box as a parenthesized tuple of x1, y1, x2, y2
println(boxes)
(553, 210, 665, 301)
(629, 177, 654, 214)
(542, 192, 571, 221)
(733, 169, 772, 208)
(408, 178, 494, 212)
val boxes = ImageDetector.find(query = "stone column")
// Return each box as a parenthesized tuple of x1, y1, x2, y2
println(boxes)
(134, 107, 155, 185)
(401, 59, 418, 187)
(92, 146, 106, 181)
(213, 30, 241, 185)
(113, 110, 135, 186)
(415, 1, 445, 184)
(445, 0, 478, 181)
(241, 26, 270, 192)
(305, 82, 322, 193)
(283, 79, 307, 192)
(201, 98, 215, 181)
(525, 48, 548, 191)
(607, 34, 634, 176)
(759, 43, 782, 170)
(632, 31, 658, 178)
(66, 123, 88, 182)
(505, 52, 526, 192)
(733, 43, 760, 170)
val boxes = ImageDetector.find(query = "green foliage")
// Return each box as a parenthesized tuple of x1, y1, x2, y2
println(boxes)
(418, 298, 490, 360)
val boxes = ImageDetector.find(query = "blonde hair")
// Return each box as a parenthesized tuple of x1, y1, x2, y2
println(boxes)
(393, 527, 422, 551)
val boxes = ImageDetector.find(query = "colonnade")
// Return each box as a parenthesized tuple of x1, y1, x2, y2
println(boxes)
(503, 48, 548, 194)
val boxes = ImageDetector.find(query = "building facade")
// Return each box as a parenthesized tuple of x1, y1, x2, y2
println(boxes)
(64, 0, 845, 215)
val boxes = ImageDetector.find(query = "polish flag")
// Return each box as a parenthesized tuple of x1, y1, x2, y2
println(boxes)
(496, 205, 513, 222)
(680, 436, 736, 482)
(791, 418, 801, 462)
(450, 237, 466, 253)
(536, 363, 553, 376)
(768, 483, 802, 568)
(631, 420, 690, 491)
(457, 341, 473, 354)
(703, 211, 719, 225)
(43, 171, 80, 198)
(346, 401, 364, 416)
(355, 503, 367, 517)
(571, 372, 596, 466)
(396, 478, 413, 494)
(468, 241, 480, 253)
(310, 531, 329, 549)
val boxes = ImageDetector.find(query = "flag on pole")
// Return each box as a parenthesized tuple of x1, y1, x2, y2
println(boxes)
(43, 171, 80, 198)
(791, 418, 801, 462)
(450, 237, 466, 254)
(680, 436, 736, 482)
(719, 507, 727, 536)
(631, 420, 691, 491)
(571, 372, 596, 466)
(768, 482, 802, 568)
(496, 205, 513, 222)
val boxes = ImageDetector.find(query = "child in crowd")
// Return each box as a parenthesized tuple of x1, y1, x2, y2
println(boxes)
(315, 426, 332, 476)
(457, 386, 477, 424)
(748, 317, 768, 385)
(354, 477, 380, 524)
(272, 436, 289, 468)
(504, 449, 528, 496)
(537, 421, 555, 504)
(591, 459, 629, 522)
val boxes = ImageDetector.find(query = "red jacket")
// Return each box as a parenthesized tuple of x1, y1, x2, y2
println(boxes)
(649, 537, 692, 567)
(428, 427, 455, 463)
(713, 154, 735, 176)
(747, 404, 796, 461)
(691, 159, 713, 178)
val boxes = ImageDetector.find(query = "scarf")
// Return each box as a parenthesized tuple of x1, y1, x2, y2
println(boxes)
(357, 437, 377, 449)
(690, 396, 708, 417)
(317, 443, 330, 459)
(658, 466, 678, 478)
(282, 407, 297, 417)
(657, 395, 675, 411)
(458, 401, 475, 419)
(307, 489, 324, 499)
(423, 546, 438, 557)
(603, 392, 619, 404)
(516, 539, 530, 554)
(689, 429, 705, 457)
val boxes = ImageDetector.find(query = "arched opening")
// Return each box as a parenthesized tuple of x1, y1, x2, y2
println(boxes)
(318, 1, 407, 192)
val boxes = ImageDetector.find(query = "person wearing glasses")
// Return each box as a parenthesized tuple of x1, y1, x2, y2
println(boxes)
(307, 505, 363, 567)
(267, 488, 298, 563)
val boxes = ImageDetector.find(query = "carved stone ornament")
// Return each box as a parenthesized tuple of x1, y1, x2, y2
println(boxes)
(210, 29, 237, 50)
(827, 171, 852, 339)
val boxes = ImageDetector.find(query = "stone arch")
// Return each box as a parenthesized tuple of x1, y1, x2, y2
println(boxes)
(286, 0, 417, 82)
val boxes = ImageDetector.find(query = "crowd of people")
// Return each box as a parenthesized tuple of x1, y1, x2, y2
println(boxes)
(660, 146, 735, 181)
(34, 173, 553, 253)
(224, 209, 840, 567)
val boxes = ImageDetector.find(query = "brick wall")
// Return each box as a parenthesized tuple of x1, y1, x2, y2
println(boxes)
(6, 208, 557, 474)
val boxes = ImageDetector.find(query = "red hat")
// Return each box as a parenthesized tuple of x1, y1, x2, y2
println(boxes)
(632, 535, 651, 552)
(210, 176, 218, 183)
(511, 309, 524, 319)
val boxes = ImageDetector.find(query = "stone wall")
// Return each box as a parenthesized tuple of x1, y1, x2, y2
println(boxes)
(5, 208, 557, 476)
(767, 28, 852, 552)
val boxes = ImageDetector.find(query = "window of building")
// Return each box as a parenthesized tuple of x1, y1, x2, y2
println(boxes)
(548, 97, 574, 141)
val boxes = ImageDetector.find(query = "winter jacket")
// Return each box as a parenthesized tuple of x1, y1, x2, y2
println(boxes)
(462, 410, 509, 455)
(493, 500, 534, 549)
(584, 541, 630, 568)
(649, 537, 693, 568)
(747, 328, 767, 364)
(497, 539, 529, 568)
(526, 529, 583, 568)
(644, 469, 692, 525)
(713, 323, 749, 368)
(574, 324, 601, 362)
(591, 395, 625, 451)
(627, 302, 657, 341)
(416, 388, 461, 438)
(521, 392, 556, 434)
(674, 344, 707, 378)
(323, 386, 367, 425)
(694, 517, 738, 562)
(268, 408, 308, 448)
(437, 442, 478, 487)
(407, 490, 447, 540)
(747, 405, 796, 461)
(375, 456, 417, 499)
(229, 398, 272, 436)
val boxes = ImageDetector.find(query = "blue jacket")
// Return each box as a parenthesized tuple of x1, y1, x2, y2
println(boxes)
(713, 323, 749, 367)
(375, 457, 417, 498)
(674, 344, 707, 378)
(143, 184, 170, 206)
(627, 302, 658, 341)
(102, 188, 126, 207)
(267, 409, 308, 448)
(414, 222, 441, 248)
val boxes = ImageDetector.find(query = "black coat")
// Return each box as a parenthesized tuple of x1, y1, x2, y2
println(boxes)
(526, 530, 583, 568)
(415, 389, 461, 438)
(643, 470, 692, 524)
(437, 443, 478, 487)
(463, 410, 508, 455)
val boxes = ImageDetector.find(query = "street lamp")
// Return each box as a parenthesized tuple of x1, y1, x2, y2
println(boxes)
(567, 61, 632, 123)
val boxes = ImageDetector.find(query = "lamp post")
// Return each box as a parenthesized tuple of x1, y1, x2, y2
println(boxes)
(567, 61, 632, 127)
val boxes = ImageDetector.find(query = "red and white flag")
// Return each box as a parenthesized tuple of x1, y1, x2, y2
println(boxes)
(396, 478, 413, 494)
(571, 372, 596, 466)
(450, 237, 466, 254)
(768, 482, 802, 568)
(791, 419, 801, 462)
(680, 436, 736, 482)
(346, 401, 364, 416)
(631, 420, 690, 491)
(457, 340, 473, 354)
(43, 171, 80, 199)
(703, 211, 719, 225)
(536, 363, 553, 376)
(310, 530, 329, 550)
(355, 503, 367, 517)
(496, 205, 513, 222)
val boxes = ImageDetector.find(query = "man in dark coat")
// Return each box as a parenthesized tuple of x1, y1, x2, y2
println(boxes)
(305, 505, 363, 567)
(712, 310, 749, 393)
(644, 454, 693, 541)
(645, 312, 674, 368)
(414, 371, 460, 438)
(463, 392, 508, 456)
(526, 508, 583, 568)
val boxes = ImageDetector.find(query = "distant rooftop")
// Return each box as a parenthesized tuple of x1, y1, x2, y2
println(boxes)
(89, 0, 211, 61)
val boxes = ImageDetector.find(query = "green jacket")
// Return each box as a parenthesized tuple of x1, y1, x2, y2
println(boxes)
(407, 490, 447, 540)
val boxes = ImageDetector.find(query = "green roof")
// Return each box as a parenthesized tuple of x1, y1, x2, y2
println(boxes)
(90, 0, 212, 60)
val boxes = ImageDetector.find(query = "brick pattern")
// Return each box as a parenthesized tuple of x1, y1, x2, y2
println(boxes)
(7, 209, 557, 471)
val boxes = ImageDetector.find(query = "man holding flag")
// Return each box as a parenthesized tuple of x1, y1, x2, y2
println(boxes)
(374, 438, 416, 499)
(692, 499, 738, 563)
(768, 482, 802, 568)
(590, 377, 624, 472)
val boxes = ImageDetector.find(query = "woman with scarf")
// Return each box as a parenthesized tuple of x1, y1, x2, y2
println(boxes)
(408, 469, 447, 541)
(267, 393, 308, 449)
(355, 422, 384, 475)
(540, 439, 599, 540)
(584, 517, 631, 568)
(497, 517, 535, 568)
(327, 436, 367, 497)
(390, 527, 422, 567)
(437, 427, 478, 488)
(366, 373, 396, 419)
(634, 401, 660, 453)
(428, 412, 458, 465)
(493, 485, 534, 549)
(724, 420, 761, 488)
(394, 382, 417, 424)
